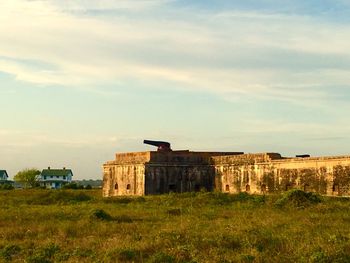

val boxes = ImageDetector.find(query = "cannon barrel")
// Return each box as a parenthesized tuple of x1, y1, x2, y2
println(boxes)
(143, 140, 172, 152)
(296, 154, 310, 158)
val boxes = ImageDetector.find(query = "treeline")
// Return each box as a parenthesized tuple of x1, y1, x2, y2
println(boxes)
(72, 179, 102, 188)
(63, 183, 93, 190)
(63, 180, 102, 190)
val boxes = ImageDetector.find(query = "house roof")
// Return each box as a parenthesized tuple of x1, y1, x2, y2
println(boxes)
(41, 169, 73, 177)
(0, 170, 8, 179)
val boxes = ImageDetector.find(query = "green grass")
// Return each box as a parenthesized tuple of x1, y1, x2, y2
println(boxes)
(0, 189, 349, 262)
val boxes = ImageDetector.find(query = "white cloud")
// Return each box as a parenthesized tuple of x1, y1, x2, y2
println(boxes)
(0, 128, 140, 150)
(51, 0, 173, 11)
(0, 0, 350, 105)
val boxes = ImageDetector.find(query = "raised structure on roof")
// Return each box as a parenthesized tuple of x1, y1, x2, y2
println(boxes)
(102, 145, 350, 197)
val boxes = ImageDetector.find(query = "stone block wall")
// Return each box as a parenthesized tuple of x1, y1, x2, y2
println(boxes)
(102, 151, 239, 197)
(144, 164, 215, 195)
(103, 151, 350, 197)
(213, 155, 350, 196)
(103, 164, 146, 196)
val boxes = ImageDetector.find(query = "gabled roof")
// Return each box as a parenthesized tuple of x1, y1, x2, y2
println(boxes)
(0, 170, 8, 180)
(41, 169, 73, 177)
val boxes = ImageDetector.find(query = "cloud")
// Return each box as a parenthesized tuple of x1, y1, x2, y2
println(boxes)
(0, 128, 139, 150)
(50, 0, 173, 11)
(0, 0, 350, 105)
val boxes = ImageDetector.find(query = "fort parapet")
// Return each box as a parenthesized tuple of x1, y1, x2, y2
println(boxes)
(103, 151, 350, 197)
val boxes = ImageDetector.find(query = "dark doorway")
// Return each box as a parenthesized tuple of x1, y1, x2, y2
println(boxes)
(169, 184, 177, 192)
(195, 184, 201, 192)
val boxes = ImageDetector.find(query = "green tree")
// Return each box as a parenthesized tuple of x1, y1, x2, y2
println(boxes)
(14, 168, 41, 188)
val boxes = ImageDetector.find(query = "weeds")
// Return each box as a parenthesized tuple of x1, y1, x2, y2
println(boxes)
(0, 244, 21, 261)
(0, 189, 349, 262)
(275, 189, 322, 208)
(90, 209, 112, 221)
(0, 184, 14, 190)
(167, 208, 182, 216)
(148, 252, 175, 263)
(29, 191, 92, 205)
(118, 248, 140, 261)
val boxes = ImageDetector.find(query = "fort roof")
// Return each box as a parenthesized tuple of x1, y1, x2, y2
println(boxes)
(108, 150, 244, 165)
(271, 154, 350, 163)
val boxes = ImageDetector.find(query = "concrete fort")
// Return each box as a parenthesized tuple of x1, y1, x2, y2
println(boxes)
(102, 145, 350, 197)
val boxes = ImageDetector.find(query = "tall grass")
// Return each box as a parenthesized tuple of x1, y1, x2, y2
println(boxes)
(0, 189, 349, 262)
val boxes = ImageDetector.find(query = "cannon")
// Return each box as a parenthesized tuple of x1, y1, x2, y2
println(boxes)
(143, 140, 172, 152)
(296, 154, 310, 158)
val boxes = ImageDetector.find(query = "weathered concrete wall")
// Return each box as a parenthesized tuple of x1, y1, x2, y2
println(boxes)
(144, 164, 215, 195)
(103, 151, 241, 197)
(213, 155, 350, 196)
(103, 151, 350, 197)
(103, 152, 151, 197)
(103, 164, 146, 197)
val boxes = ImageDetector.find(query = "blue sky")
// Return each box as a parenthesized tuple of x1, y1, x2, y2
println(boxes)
(1, 0, 350, 179)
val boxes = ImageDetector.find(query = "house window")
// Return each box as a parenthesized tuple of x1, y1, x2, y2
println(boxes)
(126, 184, 131, 190)
(56, 176, 59, 178)
(50, 176, 53, 178)
(44, 176, 47, 180)
(63, 176, 66, 180)
(115, 183, 118, 190)
(225, 185, 230, 192)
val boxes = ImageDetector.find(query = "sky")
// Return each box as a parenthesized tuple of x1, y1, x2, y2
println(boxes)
(1, 0, 350, 179)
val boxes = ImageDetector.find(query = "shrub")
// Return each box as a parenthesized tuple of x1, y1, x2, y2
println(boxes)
(72, 248, 96, 258)
(0, 184, 14, 190)
(103, 196, 146, 204)
(90, 209, 112, 221)
(103, 197, 133, 204)
(63, 183, 78, 189)
(26, 243, 60, 263)
(220, 235, 241, 250)
(114, 215, 133, 223)
(274, 189, 322, 208)
(27, 191, 91, 205)
(203, 191, 256, 205)
(167, 208, 181, 216)
(148, 252, 175, 263)
(118, 248, 139, 261)
(0, 244, 21, 261)
(310, 249, 329, 263)
(240, 254, 255, 263)
(90, 209, 133, 222)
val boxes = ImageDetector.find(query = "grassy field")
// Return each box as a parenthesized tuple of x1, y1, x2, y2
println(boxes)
(0, 189, 349, 263)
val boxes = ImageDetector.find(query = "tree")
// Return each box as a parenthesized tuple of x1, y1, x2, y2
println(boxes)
(14, 168, 41, 188)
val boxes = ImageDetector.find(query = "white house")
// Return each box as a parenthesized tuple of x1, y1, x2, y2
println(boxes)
(40, 167, 73, 189)
(0, 170, 9, 184)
